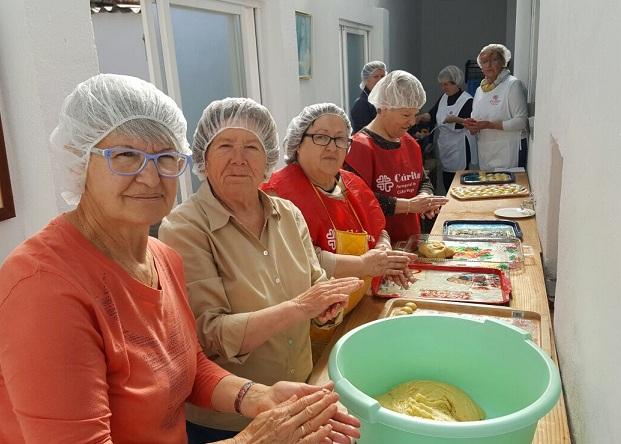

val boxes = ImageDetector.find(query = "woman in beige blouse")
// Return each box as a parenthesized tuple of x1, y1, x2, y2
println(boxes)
(159, 98, 362, 443)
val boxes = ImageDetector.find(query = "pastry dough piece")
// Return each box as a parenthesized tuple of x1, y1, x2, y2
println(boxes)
(376, 380, 485, 422)
(418, 241, 455, 259)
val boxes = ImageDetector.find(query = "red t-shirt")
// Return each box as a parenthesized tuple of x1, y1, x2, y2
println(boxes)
(346, 131, 424, 243)
(263, 164, 385, 252)
(0, 216, 230, 444)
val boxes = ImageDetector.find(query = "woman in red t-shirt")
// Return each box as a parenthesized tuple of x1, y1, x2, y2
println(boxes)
(345, 70, 449, 244)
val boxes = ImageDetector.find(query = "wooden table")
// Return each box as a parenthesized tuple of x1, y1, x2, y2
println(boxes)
(308, 171, 571, 443)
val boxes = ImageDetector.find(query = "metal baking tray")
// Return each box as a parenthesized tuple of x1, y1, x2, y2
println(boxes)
(395, 234, 524, 271)
(373, 263, 511, 305)
(379, 298, 541, 345)
(460, 171, 516, 185)
(450, 184, 529, 200)
(443, 219, 523, 240)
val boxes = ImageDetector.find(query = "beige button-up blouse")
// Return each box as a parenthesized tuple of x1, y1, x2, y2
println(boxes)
(159, 181, 326, 431)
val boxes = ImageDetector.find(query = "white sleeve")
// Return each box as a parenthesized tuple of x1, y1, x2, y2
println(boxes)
(501, 80, 528, 132)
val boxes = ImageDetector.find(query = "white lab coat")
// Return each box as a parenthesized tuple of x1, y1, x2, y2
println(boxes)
(471, 75, 528, 170)
(436, 91, 478, 172)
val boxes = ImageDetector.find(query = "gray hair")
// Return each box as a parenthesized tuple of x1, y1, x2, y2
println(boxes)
(437, 65, 464, 86)
(283, 103, 352, 164)
(477, 43, 512, 68)
(360, 61, 387, 89)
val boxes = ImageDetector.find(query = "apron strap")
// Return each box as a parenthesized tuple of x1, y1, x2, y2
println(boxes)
(310, 178, 366, 234)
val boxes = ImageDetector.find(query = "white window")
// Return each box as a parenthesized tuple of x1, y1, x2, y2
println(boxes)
(141, 0, 260, 199)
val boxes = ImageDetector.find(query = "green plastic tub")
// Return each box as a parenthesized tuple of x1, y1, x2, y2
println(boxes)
(328, 315, 561, 444)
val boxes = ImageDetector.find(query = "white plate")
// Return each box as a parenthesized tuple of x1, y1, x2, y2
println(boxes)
(494, 207, 536, 219)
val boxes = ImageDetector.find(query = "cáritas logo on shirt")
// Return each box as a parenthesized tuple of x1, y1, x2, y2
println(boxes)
(490, 95, 501, 106)
(326, 228, 336, 250)
(376, 174, 394, 192)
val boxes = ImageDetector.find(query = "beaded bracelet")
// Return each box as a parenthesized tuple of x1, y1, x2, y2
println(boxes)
(234, 380, 256, 415)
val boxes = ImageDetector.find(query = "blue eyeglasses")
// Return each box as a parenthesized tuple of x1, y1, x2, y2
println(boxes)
(91, 146, 191, 178)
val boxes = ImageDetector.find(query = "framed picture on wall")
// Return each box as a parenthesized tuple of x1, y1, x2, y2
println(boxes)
(0, 114, 16, 221)
(295, 11, 312, 79)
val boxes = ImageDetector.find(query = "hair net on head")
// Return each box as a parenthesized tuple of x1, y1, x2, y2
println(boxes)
(192, 97, 279, 180)
(477, 43, 512, 68)
(360, 60, 387, 89)
(368, 70, 427, 110)
(49, 73, 190, 208)
(284, 103, 351, 164)
(437, 65, 464, 86)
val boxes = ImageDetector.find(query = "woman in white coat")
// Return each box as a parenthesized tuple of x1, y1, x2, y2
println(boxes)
(464, 44, 528, 170)
(418, 65, 478, 190)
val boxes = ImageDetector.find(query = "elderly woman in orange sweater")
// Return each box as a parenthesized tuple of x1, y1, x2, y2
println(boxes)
(0, 74, 360, 444)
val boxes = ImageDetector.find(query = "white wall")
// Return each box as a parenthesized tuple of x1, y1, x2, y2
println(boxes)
(0, 0, 99, 260)
(92, 12, 150, 81)
(531, 0, 621, 442)
(292, 0, 387, 114)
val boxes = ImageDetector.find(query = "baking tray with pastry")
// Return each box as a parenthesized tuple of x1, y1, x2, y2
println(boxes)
(373, 263, 511, 305)
(460, 171, 516, 185)
(395, 234, 524, 270)
(443, 219, 523, 240)
(450, 183, 529, 200)
(378, 298, 541, 346)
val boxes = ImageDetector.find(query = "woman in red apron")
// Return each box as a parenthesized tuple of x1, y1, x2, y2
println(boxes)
(263, 103, 416, 357)
(345, 70, 449, 245)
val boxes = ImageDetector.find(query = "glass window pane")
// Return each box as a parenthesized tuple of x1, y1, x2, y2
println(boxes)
(170, 6, 246, 191)
(346, 32, 365, 112)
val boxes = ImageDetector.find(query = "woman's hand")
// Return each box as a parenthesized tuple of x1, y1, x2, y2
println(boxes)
(464, 118, 501, 132)
(235, 382, 361, 444)
(360, 248, 417, 277)
(443, 114, 460, 124)
(463, 118, 479, 134)
(384, 267, 416, 289)
(406, 195, 449, 215)
(293, 278, 363, 320)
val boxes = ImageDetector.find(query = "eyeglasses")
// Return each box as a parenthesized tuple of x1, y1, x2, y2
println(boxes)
(303, 133, 352, 150)
(91, 146, 191, 178)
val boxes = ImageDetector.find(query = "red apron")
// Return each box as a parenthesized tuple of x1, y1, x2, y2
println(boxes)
(263, 164, 385, 253)
(346, 132, 424, 243)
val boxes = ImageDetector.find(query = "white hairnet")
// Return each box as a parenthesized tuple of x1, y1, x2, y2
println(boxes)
(50, 73, 190, 208)
(284, 103, 351, 164)
(368, 70, 427, 110)
(192, 97, 279, 180)
(477, 43, 512, 68)
(360, 60, 387, 89)
(437, 65, 464, 86)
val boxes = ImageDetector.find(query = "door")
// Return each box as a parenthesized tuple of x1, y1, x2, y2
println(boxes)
(339, 23, 369, 114)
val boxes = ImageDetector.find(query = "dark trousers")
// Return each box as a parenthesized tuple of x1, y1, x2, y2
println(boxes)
(186, 421, 238, 444)
(442, 171, 456, 192)
(519, 138, 528, 168)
